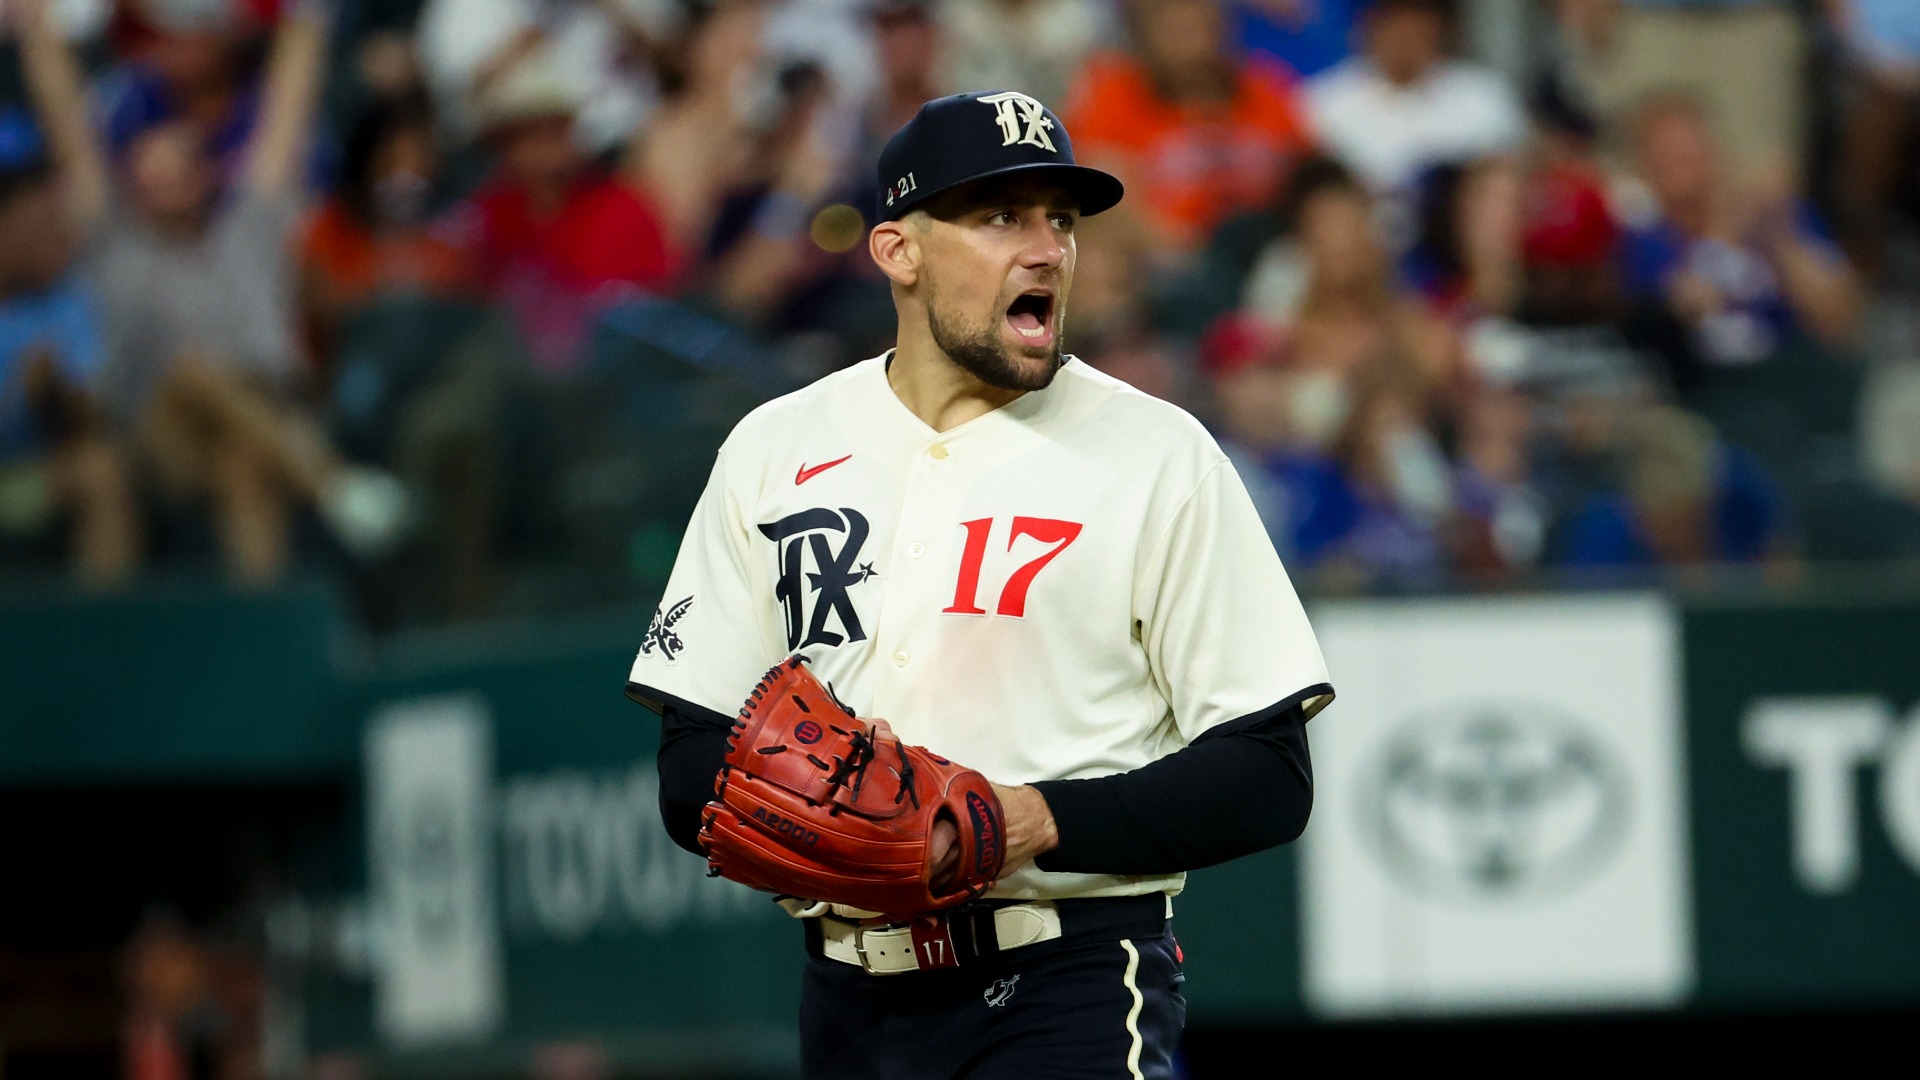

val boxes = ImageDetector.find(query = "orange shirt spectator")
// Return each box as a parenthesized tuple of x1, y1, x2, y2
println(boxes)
(1064, 50, 1314, 250)
(297, 99, 474, 368)
(300, 202, 471, 311)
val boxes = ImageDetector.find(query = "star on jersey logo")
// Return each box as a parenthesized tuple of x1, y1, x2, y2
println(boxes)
(813, 562, 877, 592)
(760, 508, 877, 650)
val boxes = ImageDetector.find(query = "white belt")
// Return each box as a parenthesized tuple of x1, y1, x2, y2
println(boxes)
(817, 902, 1064, 975)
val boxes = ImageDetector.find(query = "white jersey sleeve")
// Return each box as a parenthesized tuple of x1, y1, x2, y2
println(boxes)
(1136, 457, 1333, 744)
(626, 451, 782, 718)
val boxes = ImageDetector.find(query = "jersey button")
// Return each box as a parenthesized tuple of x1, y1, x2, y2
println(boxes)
(908, 542, 926, 559)
(929, 444, 950, 460)
(892, 650, 910, 668)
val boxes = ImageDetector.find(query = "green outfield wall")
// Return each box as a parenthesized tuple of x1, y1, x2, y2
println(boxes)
(6, 580, 1920, 1073)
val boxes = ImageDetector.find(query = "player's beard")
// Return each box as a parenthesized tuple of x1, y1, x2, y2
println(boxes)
(926, 287, 1065, 393)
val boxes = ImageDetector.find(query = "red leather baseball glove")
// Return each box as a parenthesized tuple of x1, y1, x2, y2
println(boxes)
(699, 656, 1007, 917)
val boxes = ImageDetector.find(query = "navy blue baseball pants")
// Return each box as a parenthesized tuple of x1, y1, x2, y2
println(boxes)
(798, 897, 1185, 1080)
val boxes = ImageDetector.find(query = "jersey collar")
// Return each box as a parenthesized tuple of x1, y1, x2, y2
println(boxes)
(865, 349, 1079, 447)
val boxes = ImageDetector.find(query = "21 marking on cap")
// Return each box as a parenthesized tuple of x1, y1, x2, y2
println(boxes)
(887, 173, 917, 208)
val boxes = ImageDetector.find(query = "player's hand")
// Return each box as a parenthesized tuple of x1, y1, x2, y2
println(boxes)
(930, 817, 960, 892)
(989, 783, 1059, 878)
(929, 785, 1056, 890)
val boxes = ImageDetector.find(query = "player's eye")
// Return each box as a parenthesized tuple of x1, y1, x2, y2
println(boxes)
(986, 210, 1016, 226)
(1050, 213, 1076, 232)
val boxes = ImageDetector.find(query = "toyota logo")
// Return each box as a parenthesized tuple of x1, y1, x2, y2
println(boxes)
(1361, 701, 1629, 903)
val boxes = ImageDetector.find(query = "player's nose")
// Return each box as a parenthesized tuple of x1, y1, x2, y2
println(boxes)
(1016, 210, 1066, 270)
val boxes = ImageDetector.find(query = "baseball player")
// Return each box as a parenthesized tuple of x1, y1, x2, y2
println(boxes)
(628, 91, 1333, 1080)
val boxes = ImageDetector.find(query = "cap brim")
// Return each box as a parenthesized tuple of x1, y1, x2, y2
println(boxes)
(883, 162, 1124, 222)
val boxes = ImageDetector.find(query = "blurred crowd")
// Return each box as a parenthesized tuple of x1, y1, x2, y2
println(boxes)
(5, 0, 1920, 627)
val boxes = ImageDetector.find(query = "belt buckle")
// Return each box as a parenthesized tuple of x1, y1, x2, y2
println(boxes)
(851, 916, 961, 974)
(851, 924, 888, 975)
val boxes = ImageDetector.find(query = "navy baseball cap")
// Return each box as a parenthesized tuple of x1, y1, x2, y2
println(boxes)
(875, 91, 1123, 222)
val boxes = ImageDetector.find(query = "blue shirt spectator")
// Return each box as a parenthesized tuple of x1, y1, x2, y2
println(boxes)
(0, 108, 104, 461)
(1232, 0, 1360, 79)
(1256, 448, 1448, 579)
(1623, 94, 1859, 367)
(1620, 199, 1844, 366)
(1559, 436, 1786, 568)
(0, 273, 106, 459)
(100, 66, 337, 196)
(1267, 450, 1358, 564)
(1841, 0, 1920, 72)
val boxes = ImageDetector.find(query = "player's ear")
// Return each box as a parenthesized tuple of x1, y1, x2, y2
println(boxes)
(869, 220, 920, 288)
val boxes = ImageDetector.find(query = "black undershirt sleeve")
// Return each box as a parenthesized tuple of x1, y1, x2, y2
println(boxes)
(1029, 694, 1316, 876)
(637, 686, 734, 856)
(641, 682, 1318, 872)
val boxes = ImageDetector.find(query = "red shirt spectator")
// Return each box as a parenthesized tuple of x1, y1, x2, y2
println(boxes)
(460, 170, 679, 373)
(467, 172, 677, 297)
(454, 68, 684, 372)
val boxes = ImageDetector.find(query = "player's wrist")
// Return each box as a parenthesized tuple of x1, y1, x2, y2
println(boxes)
(992, 783, 1060, 870)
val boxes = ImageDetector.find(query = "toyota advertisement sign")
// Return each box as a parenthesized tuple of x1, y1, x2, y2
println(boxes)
(1301, 595, 1695, 1017)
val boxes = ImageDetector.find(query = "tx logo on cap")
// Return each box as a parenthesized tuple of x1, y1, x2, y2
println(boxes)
(979, 92, 1056, 153)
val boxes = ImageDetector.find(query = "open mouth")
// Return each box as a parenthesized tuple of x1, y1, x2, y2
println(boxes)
(1005, 290, 1055, 343)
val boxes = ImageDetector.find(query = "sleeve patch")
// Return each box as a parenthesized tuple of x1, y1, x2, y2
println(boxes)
(640, 596, 695, 663)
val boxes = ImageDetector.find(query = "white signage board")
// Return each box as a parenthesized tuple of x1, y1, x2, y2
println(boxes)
(1302, 594, 1694, 1016)
(365, 695, 504, 1044)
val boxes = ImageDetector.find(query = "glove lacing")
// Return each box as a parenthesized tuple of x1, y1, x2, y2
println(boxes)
(822, 725, 920, 811)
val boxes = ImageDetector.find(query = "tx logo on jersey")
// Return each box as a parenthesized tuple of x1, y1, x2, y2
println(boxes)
(759, 508, 878, 651)
(639, 595, 694, 662)
(979, 92, 1056, 152)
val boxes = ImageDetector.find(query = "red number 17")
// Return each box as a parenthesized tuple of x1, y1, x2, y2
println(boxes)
(943, 516, 1083, 618)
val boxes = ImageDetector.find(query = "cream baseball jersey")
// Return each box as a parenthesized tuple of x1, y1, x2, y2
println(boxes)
(628, 352, 1333, 902)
